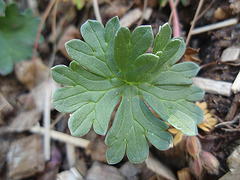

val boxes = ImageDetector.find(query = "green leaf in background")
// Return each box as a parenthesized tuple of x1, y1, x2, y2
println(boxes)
(51, 17, 205, 164)
(0, 0, 5, 15)
(0, 3, 42, 76)
(159, 0, 168, 7)
(72, 0, 85, 10)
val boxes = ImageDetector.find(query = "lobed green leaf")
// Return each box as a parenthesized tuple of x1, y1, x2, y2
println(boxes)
(152, 23, 171, 54)
(114, 25, 154, 81)
(106, 85, 172, 164)
(0, 3, 42, 75)
(51, 17, 205, 164)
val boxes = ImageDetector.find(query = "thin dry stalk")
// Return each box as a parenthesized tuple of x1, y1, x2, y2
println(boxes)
(186, 0, 205, 46)
(93, 0, 102, 23)
(66, 143, 76, 167)
(30, 125, 91, 148)
(32, 0, 56, 62)
(50, 112, 65, 128)
(191, 18, 238, 35)
(52, 0, 59, 41)
(43, 82, 51, 161)
(194, 0, 215, 23)
(137, 0, 148, 26)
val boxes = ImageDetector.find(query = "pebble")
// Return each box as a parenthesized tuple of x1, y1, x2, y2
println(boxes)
(120, 161, 141, 180)
(227, 145, 240, 174)
(221, 47, 240, 62)
(7, 135, 45, 179)
(86, 161, 125, 180)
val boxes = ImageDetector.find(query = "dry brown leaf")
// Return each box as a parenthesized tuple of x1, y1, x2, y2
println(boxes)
(14, 58, 49, 89)
(196, 101, 218, 132)
(57, 25, 81, 60)
(103, 1, 128, 18)
(177, 167, 192, 180)
(183, 47, 202, 63)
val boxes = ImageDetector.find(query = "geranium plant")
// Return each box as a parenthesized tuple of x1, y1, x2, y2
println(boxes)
(51, 16, 204, 164)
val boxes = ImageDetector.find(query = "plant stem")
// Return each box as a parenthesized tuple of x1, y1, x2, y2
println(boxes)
(93, 0, 102, 23)
(168, 0, 180, 37)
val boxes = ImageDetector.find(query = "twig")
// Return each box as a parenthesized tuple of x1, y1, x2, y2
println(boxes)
(93, 0, 102, 23)
(197, 133, 205, 139)
(186, 0, 205, 46)
(221, 128, 240, 132)
(214, 115, 235, 130)
(225, 94, 240, 121)
(137, 0, 148, 26)
(50, 112, 66, 128)
(191, 18, 238, 35)
(48, 0, 60, 68)
(52, 0, 59, 41)
(216, 113, 240, 128)
(194, 0, 215, 23)
(199, 61, 216, 69)
(32, 0, 56, 62)
(168, 0, 180, 37)
(30, 125, 91, 148)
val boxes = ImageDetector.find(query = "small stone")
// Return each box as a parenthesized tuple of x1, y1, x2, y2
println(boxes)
(8, 110, 41, 132)
(145, 156, 177, 180)
(120, 161, 141, 180)
(214, 7, 227, 20)
(227, 145, 240, 174)
(86, 162, 125, 180)
(7, 135, 45, 179)
(57, 167, 84, 180)
(219, 171, 240, 180)
(221, 47, 240, 62)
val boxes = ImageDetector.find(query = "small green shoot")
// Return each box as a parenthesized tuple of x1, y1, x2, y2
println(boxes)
(51, 17, 204, 164)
